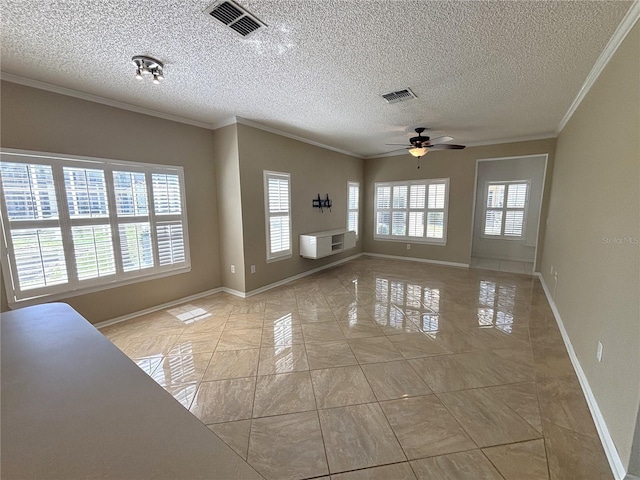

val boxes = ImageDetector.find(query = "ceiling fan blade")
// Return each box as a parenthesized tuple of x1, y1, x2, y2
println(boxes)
(383, 147, 410, 153)
(429, 144, 466, 150)
(425, 136, 453, 145)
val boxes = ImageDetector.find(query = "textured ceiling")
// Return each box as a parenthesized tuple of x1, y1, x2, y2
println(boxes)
(0, 0, 632, 157)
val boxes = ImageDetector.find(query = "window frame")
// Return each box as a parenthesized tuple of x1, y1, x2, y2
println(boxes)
(481, 180, 530, 240)
(373, 178, 450, 245)
(263, 170, 292, 262)
(347, 181, 359, 238)
(0, 148, 191, 307)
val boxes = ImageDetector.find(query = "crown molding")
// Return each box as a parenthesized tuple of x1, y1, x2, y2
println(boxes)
(363, 133, 557, 159)
(0, 72, 215, 130)
(557, 1, 640, 134)
(234, 117, 361, 158)
(464, 133, 557, 148)
(211, 116, 238, 130)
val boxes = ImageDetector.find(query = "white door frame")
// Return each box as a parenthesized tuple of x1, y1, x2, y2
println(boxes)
(468, 153, 549, 272)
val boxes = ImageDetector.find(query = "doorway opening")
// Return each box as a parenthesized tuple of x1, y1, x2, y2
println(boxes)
(470, 154, 548, 275)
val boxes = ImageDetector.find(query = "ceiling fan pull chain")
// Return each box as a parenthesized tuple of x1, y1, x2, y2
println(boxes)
(417, 157, 421, 169)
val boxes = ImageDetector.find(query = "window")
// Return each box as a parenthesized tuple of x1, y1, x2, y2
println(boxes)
(264, 171, 291, 261)
(0, 149, 190, 304)
(483, 181, 529, 239)
(347, 181, 359, 237)
(374, 179, 449, 244)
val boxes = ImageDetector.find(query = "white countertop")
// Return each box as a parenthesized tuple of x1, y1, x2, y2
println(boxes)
(0, 303, 263, 480)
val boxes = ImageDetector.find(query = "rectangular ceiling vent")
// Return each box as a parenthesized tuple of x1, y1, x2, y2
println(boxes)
(382, 88, 417, 104)
(205, 1, 266, 37)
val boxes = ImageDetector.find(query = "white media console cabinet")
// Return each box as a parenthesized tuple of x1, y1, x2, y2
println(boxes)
(299, 229, 356, 259)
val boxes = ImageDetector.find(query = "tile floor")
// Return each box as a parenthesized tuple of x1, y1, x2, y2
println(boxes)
(471, 256, 534, 275)
(100, 257, 612, 480)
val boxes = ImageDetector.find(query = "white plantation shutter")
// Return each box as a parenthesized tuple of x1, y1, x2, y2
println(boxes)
(426, 183, 446, 239)
(484, 211, 503, 236)
(71, 225, 116, 280)
(428, 183, 446, 209)
(152, 173, 186, 269)
(376, 186, 391, 209)
(483, 181, 529, 239)
(119, 223, 154, 272)
(264, 171, 291, 261)
(426, 212, 444, 238)
(376, 211, 390, 235)
(64, 167, 116, 281)
(156, 222, 185, 266)
(0, 162, 59, 220)
(487, 184, 505, 208)
(392, 186, 408, 208)
(507, 183, 527, 208)
(408, 212, 424, 237)
(152, 174, 182, 214)
(113, 171, 149, 216)
(64, 167, 109, 218)
(409, 185, 426, 209)
(0, 150, 190, 304)
(11, 228, 68, 289)
(504, 211, 525, 236)
(375, 179, 449, 244)
(347, 182, 359, 236)
(0, 162, 67, 295)
(392, 211, 406, 236)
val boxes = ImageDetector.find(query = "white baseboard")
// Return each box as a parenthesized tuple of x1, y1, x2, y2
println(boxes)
(221, 287, 246, 298)
(471, 253, 535, 263)
(363, 252, 469, 269)
(239, 253, 364, 298)
(94, 287, 223, 329)
(536, 273, 626, 480)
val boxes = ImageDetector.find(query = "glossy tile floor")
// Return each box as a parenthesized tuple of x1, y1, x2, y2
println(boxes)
(101, 257, 612, 480)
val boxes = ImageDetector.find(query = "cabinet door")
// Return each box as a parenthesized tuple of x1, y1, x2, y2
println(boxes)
(300, 235, 317, 258)
(316, 236, 332, 258)
(343, 231, 356, 250)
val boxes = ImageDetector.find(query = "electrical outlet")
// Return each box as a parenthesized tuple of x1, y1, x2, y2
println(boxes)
(230, 265, 235, 274)
(597, 341, 604, 362)
(250, 265, 256, 274)
(406, 244, 411, 250)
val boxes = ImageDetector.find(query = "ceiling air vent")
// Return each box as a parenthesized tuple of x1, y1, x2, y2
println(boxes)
(382, 88, 417, 104)
(205, 1, 266, 37)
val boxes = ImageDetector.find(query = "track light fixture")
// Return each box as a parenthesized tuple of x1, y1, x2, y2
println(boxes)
(132, 55, 164, 84)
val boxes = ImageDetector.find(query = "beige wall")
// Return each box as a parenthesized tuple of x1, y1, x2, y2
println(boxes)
(364, 138, 556, 266)
(236, 124, 364, 292)
(213, 123, 246, 292)
(0, 81, 222, 323)
(540, 22, 640, 468)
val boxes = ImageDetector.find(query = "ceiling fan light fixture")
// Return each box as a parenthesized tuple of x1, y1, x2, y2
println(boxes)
(409, 147, 428, 158)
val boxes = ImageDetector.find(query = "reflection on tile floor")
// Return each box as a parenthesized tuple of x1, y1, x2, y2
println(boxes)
(100, 257, 612, 480)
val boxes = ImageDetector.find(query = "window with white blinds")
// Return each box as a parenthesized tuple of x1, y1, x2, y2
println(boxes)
(347, 181, 359, 237)
(483, 181, 529, 239)
(374, 179, 449, 244)
(0, 150, 190, 304)
(264, 171, 292, 261)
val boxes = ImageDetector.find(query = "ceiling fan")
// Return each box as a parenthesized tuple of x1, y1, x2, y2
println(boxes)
(385, 127, 466, 168)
